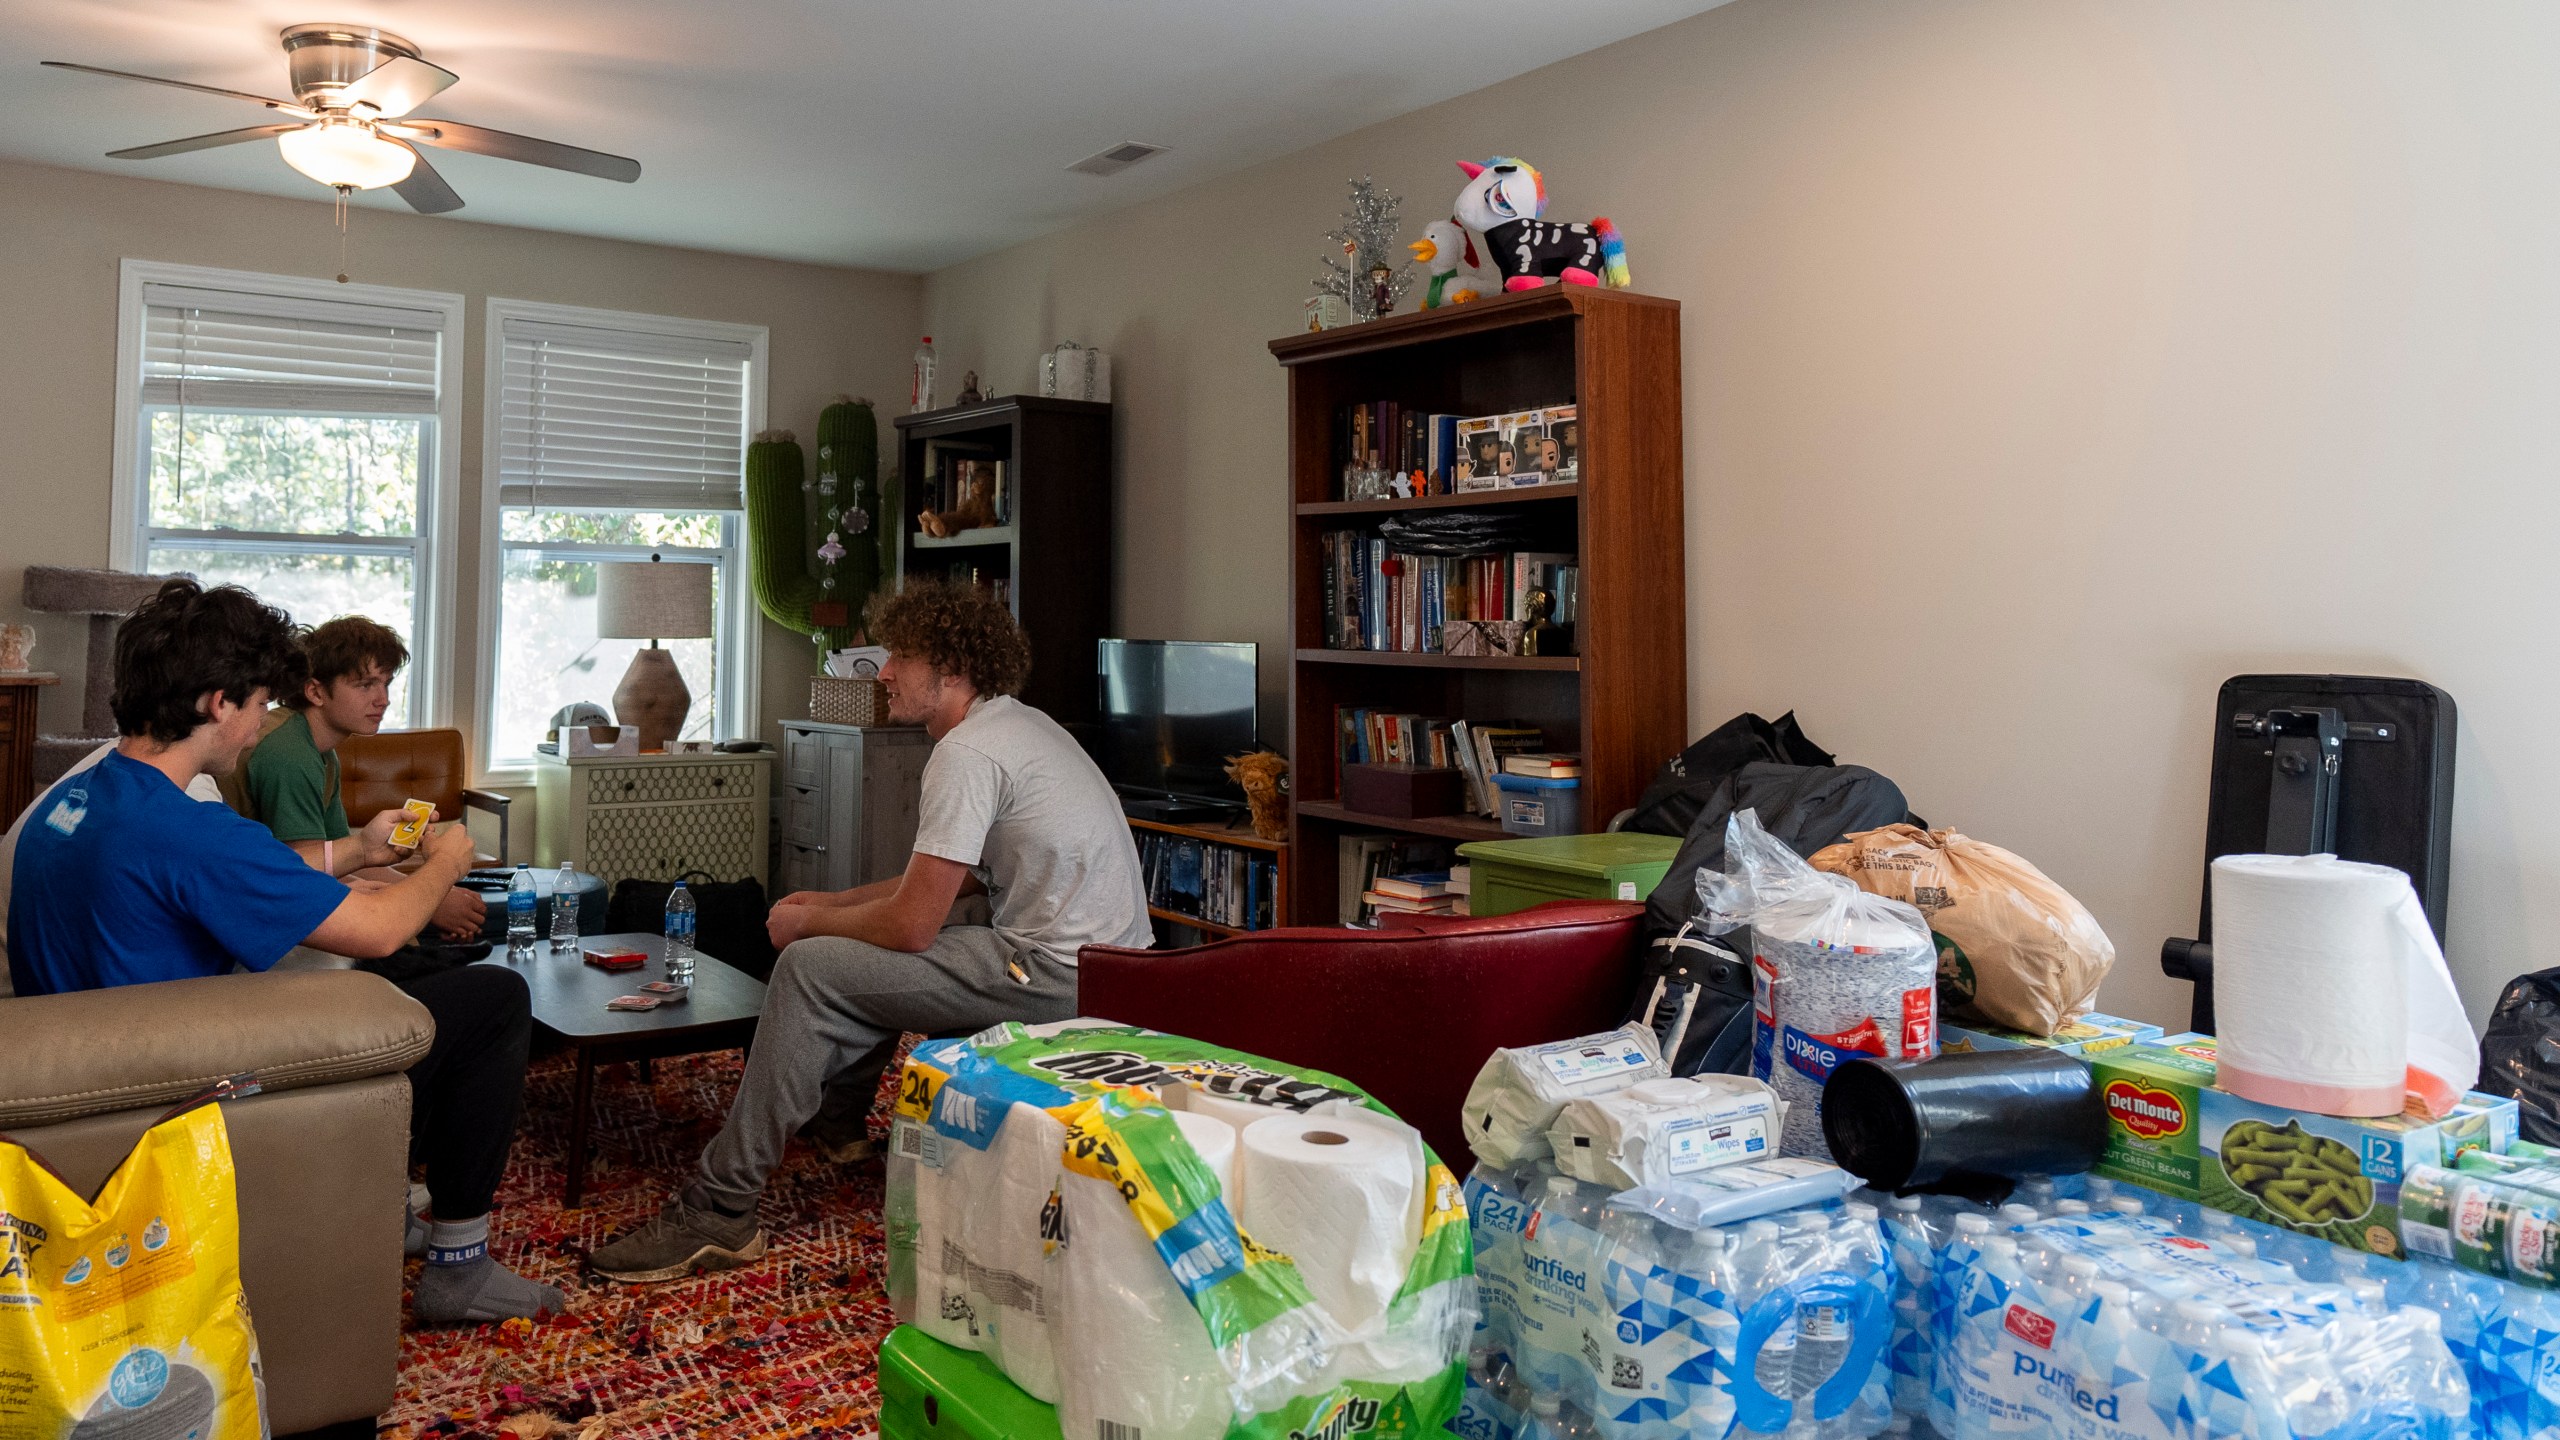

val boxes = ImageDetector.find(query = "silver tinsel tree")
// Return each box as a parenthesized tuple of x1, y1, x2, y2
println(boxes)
(1315, 176, 1415, 322)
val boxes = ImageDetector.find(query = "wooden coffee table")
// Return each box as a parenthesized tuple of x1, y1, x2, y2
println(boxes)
(479, 933, 766, 1206)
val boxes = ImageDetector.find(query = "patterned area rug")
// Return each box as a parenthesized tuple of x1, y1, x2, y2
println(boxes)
(381, 1046, 905, 1439)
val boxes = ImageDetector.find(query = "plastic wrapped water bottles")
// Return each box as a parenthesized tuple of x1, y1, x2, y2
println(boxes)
(1464, 1157, 1895, 1440)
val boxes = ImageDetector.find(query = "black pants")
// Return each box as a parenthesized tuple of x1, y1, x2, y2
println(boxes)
(394, 965, 532, 1222)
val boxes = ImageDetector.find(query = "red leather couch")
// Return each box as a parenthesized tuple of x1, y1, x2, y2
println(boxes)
(1076, 901, 1644, 1170)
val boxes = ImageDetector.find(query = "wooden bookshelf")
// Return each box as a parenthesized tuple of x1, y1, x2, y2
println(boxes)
(893, 396, 1111, 731)
(1270, 287, 1688, 924)
(1125, 813, 1290, 941)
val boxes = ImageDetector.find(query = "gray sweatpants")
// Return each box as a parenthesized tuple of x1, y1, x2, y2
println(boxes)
(696, 916, 1078, 1209)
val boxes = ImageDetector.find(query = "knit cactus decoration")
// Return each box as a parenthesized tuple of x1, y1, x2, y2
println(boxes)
(814, 396, 882, 611)
(746, 421, 856, 652)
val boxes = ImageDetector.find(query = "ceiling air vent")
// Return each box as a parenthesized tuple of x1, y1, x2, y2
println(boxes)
(1067, 141, 1169, 177)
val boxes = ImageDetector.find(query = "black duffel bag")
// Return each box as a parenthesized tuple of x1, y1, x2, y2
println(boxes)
(604, 870, 779, 982)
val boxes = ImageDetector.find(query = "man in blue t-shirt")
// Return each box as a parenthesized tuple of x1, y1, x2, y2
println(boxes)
(7, 579, 562, 1324)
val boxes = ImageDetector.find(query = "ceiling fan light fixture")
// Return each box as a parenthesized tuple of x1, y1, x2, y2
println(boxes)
(277, 120, 414, 188)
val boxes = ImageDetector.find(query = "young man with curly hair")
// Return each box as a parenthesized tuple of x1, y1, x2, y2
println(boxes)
(5, 580, 561, 1324)
(592, 579, 1150, 1282)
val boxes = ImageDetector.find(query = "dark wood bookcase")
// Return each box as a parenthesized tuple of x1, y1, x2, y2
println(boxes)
(1268, 288, 1688, 925)
(893, 395, 1113, 731)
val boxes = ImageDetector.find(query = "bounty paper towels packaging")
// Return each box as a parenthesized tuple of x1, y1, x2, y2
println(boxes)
(2211, 853, 2478, 1119)
(1462, 1023, 1669, 1166)
(890, 1023, 1476, 1440)
(1548, 1074, 1783, 1190)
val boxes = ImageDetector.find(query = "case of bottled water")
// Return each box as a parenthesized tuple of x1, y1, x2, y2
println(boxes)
(1462, 1158, 1896, 1440)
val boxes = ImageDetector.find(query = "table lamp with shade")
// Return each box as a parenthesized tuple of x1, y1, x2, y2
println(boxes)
(595, 555, 713, 752)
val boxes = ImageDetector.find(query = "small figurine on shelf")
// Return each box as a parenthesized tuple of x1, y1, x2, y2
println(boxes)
(1522, 587, 1574, 657)
(1224, 750, 1290, 842)
(1452, 158, 1632, 291)
(955, 370, 984, 406)
(1368, 263, 1396, 319)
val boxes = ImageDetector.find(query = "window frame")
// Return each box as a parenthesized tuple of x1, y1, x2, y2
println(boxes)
(476, 297, 768, 784)
(110, 258, 466, 727)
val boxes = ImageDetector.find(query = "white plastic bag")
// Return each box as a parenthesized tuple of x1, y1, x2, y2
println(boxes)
(1702, 809, 1937, 1159)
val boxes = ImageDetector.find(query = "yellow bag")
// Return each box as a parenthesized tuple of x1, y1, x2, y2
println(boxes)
(0, 1099, 265, 1436)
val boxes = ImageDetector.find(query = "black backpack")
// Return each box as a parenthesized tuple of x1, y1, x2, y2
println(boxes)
(604, 871, 780, 982)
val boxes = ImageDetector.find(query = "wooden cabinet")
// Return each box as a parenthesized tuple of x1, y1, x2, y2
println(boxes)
(1269, 289, 1688, 924)
(0, 675, 55, 826)
(777, 721, 930, 896)
(534, 749, 772, 887)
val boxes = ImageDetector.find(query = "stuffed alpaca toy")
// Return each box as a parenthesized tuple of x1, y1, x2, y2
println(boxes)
(918, 459, 998, 537)
(1452, 158, 1631, 291)
(1409, 219, 1502, 308)
(1224, 749, 1290, 842)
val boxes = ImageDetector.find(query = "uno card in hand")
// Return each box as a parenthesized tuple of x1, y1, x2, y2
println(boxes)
(388, 798, 434, 850)
(640, 980, 689, 1001)
(605, 994, 661, 1012)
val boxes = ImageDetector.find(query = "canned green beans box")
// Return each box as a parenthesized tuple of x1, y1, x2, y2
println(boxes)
(2090, 1038, 2519, 1257)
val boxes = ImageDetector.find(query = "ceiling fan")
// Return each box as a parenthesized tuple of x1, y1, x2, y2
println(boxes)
(42, 23, 640, 215)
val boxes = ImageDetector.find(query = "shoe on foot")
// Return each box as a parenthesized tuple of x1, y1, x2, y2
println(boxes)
(588, 1187, 767, 1283)
(814, 1132, 879, 1165)
(414, 1253, 568, 1324)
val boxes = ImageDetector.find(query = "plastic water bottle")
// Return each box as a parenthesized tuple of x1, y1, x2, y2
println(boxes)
(664, 879, 697, 986)
(1732, 1219, 1796, 1404)
(1592, 1206, 1668, 1440)
(506, 863, 537, 960)
(1466, 1164, 1532, 1366)
(547, 861, 579, 951)
(911, 335, 938, 412)
(1518, 1175, 1598, 1404)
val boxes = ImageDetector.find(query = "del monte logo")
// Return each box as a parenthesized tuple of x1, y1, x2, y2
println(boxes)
(2104, 1079, 2188, 1141)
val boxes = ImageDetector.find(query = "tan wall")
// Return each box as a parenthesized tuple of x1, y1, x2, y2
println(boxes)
(0, 158, 920, 842)
(924, 0, 2560, 1028)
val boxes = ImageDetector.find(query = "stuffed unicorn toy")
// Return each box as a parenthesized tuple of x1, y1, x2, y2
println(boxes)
(1452, 158, 1631, 291)
(1410, 218, 1502, 308)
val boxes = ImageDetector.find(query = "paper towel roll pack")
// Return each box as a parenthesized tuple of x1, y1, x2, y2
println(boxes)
(1547, 1073, 1784, 1190)
(2211, 853, 2478, 1118)
(1460, 1023, 1669, 1167)
(884, 1020, 1476, 1440)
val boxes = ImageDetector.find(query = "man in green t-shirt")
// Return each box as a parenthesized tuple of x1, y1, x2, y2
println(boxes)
(234, 617, 483, 939)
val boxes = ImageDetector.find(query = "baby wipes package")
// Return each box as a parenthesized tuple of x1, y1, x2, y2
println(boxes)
(1460, 1024, 1668, 1167)
(0, 1096, 265, 1438)
(1548, 1074, 1783, 1190)
(887, 1020, 1474, 1440)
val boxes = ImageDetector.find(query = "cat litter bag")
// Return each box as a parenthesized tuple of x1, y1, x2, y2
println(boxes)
(0, 1096, 266, 1437)
(1700, 808, 1936, 1160)
(1460, 1023, 1668, 1167)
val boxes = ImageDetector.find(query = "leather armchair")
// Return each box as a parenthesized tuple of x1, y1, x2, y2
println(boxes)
(1077, 900, 1644, 1170)
(0, 970, 433, 1431)
(340, 728, 511, 862)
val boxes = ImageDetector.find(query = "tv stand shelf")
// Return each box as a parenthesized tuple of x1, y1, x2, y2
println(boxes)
(1124, 814, 1289, 941)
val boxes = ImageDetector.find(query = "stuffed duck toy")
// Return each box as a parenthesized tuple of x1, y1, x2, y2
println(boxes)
(1452, 157, 1631, 291)
(1410, 219, 1502, 308)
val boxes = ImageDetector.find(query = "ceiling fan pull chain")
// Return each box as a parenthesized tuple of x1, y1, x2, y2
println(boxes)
(335, 185, 352, 284)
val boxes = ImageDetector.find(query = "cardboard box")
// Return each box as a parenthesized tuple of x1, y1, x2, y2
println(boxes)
(2092, 1039, 2521, 1257)
(1938, 1011, 2163, 1058)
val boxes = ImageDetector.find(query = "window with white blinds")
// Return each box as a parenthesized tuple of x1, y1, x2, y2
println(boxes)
(478, 300, 766, 773)
(115, 263, 464, 731)
(496, 319, 753, 512)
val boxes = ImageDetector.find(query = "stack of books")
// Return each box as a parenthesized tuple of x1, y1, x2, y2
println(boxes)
(1338, 834, 1452, 923)
(1363, 871, 1462, 917)
(1502, 753, 1582, 780)
(1318, 532, 1580, 653)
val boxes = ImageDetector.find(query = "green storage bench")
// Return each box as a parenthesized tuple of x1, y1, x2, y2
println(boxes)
(1456, 832, 1682, 918)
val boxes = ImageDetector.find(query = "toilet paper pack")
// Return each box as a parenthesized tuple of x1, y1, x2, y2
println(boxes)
(1460, 1023, 1669, 1167)
(887, 1022, 1476, 1440)
(1548, 1073, 1784, 1190)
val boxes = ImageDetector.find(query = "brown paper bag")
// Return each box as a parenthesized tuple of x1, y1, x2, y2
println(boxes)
(1811, 824, 2114, 1036)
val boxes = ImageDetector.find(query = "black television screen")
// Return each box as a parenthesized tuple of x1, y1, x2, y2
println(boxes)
(1095, 639, 1258, 804)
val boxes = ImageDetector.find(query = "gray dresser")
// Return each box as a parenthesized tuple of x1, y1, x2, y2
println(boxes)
(778, 721, 931, 895)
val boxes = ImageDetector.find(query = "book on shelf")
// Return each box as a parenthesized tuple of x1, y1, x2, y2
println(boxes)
(1362, 890, 1461, 915)
(1463, 725, 1548, 815)
(1134, 826, 1278, 931)
(1373, 870, 1454, 900)
(1318, 531, 1582, 654)
(1337, 401, 1465, 497)
(1337, 834, 1452, 923)
(1332, 707, 1464, 774)
(1504, 753, 1583, 779)
(1447, 864, 1472, 896)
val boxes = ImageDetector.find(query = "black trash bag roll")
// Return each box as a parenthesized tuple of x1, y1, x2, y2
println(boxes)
(2484, 968, 2560, 1145)
(1822, 1049, 2105, 1192)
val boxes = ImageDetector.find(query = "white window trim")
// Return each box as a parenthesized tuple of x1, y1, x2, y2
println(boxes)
(477, 297, 768, 785)
(111, 258, 466, 729)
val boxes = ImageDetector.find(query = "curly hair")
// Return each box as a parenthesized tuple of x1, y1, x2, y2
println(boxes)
(290, 614, 410, 708)
(865, 578, 1031, 698)
(111, 578, 307, 744)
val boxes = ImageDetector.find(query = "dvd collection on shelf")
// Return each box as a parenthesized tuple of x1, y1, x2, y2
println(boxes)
(1133, 828, 1279, 932)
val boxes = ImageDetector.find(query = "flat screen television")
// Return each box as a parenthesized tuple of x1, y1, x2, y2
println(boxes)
(1095, 639, 1258, 808)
